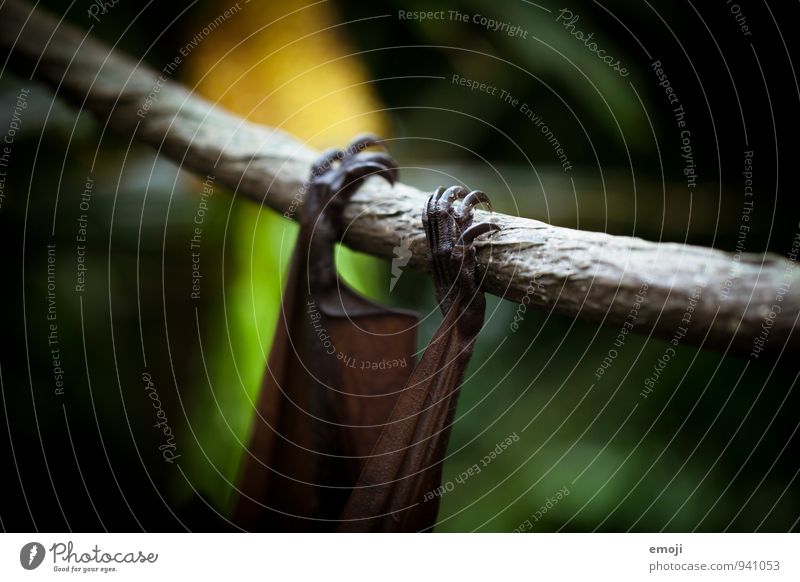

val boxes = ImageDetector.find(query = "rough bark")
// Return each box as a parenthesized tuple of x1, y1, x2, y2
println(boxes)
(2, 0, 797, 357)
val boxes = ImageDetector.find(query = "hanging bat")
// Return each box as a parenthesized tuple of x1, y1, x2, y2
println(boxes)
(232, 135, 498, 532)
(339, 185, 499, 532)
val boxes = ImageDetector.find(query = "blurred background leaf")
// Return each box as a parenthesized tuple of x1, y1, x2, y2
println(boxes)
(179, 0, 392, 511)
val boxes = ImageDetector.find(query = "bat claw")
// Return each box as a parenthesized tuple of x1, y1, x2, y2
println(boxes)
(343, 152, 399, 185)
(459, 189, 492, 214)
(436, 185, 467, 212)
(311, 147, 345, 177)
(345, 133, 384, 153)
(422, 186, 501, 318)
(462, 189, 491, 209)
(457, 221, 500, 246)
(307, 135, 398, 207)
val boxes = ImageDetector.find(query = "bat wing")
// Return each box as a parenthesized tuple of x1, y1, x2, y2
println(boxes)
(232, 250, 418, 531)
(337, 182, 500, 533)
(338, 299, 476, 532)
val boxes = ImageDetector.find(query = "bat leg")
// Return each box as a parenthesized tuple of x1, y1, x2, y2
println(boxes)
(234, 135, 420, 532)
(303, 137, 400, 293)
(339, 186, 501, 532)
(424, 187, 499, 321)
(311, 136, 398, 206)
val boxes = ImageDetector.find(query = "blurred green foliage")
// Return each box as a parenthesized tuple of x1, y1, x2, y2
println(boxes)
(1, 0, 798, 532)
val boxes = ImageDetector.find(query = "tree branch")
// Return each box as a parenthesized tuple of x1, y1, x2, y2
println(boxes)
(2, 0, 797, 357)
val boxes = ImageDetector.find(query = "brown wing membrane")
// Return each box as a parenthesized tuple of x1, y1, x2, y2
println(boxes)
(232, 134, 499, 532)
(339, 187, 500, 532)
(338, 300, 477, 532)
(232, 136, 417, 531)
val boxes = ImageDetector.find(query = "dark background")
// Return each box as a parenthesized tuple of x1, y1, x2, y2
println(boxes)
(1, 0, 798, 532)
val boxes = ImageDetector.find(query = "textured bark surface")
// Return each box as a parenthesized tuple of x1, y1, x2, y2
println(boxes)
(2, 0, 798, 356)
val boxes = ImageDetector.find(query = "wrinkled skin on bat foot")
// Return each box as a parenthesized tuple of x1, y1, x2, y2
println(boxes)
(310, 133, 398, 185)
(423, 185, 501, 336)
(302, 134, 399, 294)
(303, 133, 398, 235)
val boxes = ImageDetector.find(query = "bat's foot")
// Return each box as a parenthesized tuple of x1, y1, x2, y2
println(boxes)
(308, 134, 397, 207)
(422, 186, 500, 323)
(300, 135, 398, 294)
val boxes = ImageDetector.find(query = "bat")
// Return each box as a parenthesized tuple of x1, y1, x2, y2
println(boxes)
(232, 136, 498, 532)
(339, 185, 499, 532)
